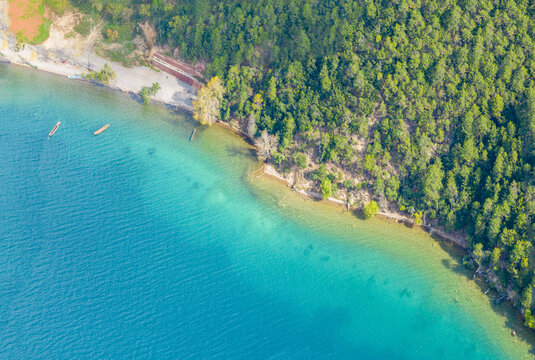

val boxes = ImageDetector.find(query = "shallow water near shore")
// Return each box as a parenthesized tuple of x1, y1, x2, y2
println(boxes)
(1, 64, 534, 359)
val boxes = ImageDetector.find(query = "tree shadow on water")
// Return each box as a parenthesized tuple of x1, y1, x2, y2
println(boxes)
(488, 294, 535, 356)
(226, 146, 257, 160)
(436, 238, 535, 354)
(439, 258, 471, 279)
(352, 208, 366, 220)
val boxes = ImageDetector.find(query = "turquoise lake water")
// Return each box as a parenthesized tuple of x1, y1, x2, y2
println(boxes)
(0, 64, 533, 359)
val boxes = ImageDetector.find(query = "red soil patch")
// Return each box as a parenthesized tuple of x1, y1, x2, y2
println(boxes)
(8, 0, 43, 40)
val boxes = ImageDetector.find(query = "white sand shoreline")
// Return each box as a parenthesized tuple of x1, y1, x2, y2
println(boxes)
(0, 16, 195, 112)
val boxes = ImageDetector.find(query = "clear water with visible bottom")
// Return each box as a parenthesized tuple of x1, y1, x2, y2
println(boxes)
(0, 64, 533, 359)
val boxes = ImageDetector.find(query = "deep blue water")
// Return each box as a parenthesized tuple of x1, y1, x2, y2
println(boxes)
(0, 64, 530, 359)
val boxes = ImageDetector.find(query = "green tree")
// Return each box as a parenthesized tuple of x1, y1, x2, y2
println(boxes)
(193, 76, 226, 126)
(294, 153, 307, 169)
(150, 82, 161, 94)
(423, 160, 444, 209)
(363, 200, 379, 219)
(140, 86, 152, 104)
(140, 82, 161, 105)
(492, 94, 504, 118)
(414, 211, 423, 226)
(490, 247, 501, 269)
(525, 310, 535, 329)
(472, 243, 488, 272)
(85, 63, 116, 85)
(320, 179, 333, 199)
(521, 287, 532, 310)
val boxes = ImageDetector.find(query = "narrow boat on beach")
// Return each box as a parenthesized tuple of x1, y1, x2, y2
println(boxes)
(94, 124, 110, 135)
(49, 122, 61, 136)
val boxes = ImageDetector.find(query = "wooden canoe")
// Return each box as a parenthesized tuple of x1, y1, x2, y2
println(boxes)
(94, 124, 109, 135)
(49, 122, 61, 136)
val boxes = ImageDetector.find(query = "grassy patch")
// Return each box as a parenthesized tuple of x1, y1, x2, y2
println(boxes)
(43, 0, 70, 15)
(102, 23, 134, 43)
(74, 16, 91, 36)
(28, 16, 51, 44)
(94, 42, 143, 68)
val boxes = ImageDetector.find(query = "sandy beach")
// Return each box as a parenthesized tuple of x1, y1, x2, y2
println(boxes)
(0, 3, 195, 111)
